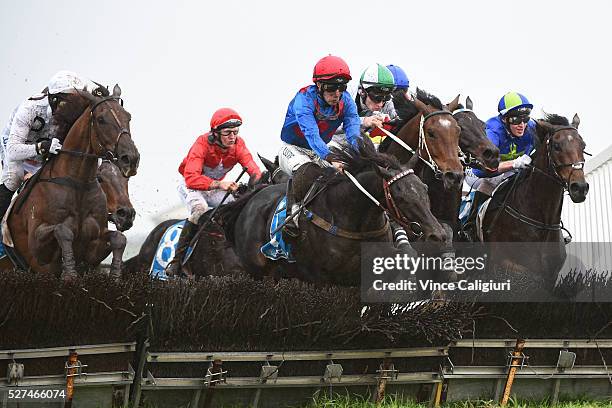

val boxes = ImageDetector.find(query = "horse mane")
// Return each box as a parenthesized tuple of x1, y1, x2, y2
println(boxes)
(542, 113, 570, 126)
(216, 185, 268, 244)
(416, 88, 444, 110)
(328, 138, 401, 176)
(390, 87, 445, 129)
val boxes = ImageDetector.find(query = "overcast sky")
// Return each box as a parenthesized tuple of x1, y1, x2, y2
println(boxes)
(1, 0, 610, 254)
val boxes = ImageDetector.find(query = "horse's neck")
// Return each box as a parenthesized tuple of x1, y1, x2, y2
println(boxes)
(390, 114, 421, 162)
(511, 155, 564, 223)
(326, 171, 386, 230)
(51, 109, 98, 181)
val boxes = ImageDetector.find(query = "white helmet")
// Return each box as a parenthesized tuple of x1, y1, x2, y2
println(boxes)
(47, 70, 97, 94)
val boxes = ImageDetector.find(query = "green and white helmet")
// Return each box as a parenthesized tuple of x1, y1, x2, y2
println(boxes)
(359, 63, 395, 92)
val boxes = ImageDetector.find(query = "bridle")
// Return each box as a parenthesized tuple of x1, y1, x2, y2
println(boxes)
(530, 126, 585, 190)
(417, 110, 455, 178)
(59, 96, 130, 162)
(345, 168, 424, 236)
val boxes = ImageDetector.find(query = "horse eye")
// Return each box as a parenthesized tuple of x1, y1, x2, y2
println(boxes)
(97, 116, 106, 124)
(553, 143, 562, 151)
(97, 176, 103, 182)
(427, 130, 436, 138)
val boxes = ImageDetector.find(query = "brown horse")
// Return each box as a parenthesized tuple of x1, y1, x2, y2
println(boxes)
(6, 85, 139, 280)
(97, 160, 135, 232)
(383, 89, 464, 191)
(481, 113, 589, 289)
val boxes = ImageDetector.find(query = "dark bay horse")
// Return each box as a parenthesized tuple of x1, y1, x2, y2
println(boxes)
(481, 113, 589, 289)
(6, 85, 140, 280)
(122, 167, 287, 279)
(221, 141, 447, 286)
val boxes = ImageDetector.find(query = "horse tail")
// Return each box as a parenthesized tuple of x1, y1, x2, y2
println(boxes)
(217, 185, 267, 244)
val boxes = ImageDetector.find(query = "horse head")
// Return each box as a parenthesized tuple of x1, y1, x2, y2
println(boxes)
(375, 163, 448, 243)
(98, 160, 135, 231)
(447, 95, 500, 171)
(77, 85, 140, 177)
(404, 89, 464, 190)
(535, 113, 589, 203)
(257, 153, 289, 184)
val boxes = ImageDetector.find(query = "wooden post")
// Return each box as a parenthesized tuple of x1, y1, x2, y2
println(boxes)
(64, 351, 78, 408)
(374, 358, 392, 404)
(501, 339, 525, 406)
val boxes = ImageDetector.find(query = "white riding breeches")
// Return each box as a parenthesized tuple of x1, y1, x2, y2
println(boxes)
(466, 169, 517, 196)
(278, 141, 335, 176)
(177, 182, 234, 224)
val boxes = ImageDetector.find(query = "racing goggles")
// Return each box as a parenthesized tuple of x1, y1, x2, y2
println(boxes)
(506, 115, 530, 125)
(367, 88, 392, 103)
(321, 83, 347, 93)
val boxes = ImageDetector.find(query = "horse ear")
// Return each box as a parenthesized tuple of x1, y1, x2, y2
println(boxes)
(446, 94, 460, 111)
(571, 113, 580, 129)
(465, 96, 474, 110)
(536, 119, 554, 142)
(112, 84, 122, 97)
(406, 151, 420, 169)
(374, 165, 393, 179)
(76, 88, 98, 104)
(257, 153, 276, 173)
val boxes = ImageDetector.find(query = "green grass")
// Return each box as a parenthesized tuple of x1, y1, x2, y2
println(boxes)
(302, 394, 612, 408)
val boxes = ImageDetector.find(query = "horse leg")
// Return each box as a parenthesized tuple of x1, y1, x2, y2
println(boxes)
(36, 221, 78, 280)
(85, 230, 127, 279)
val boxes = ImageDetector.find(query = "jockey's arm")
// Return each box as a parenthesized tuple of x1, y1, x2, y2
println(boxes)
(236, 139, 262, 183)
(341, 98, 361, 149)
(182, 139, 215, 191)
(294, 93, 331, 160)
(6, 105, 38, 161)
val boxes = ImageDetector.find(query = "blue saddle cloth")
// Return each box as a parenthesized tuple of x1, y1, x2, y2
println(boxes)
(149, 220, 193, 280)
(260, 196, 295, 262)
(459, 191, 476, 227)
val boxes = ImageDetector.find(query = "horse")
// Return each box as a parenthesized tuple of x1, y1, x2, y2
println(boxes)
(220, 141, 448, 286)
(382, 91, 498, 241)
(6, 85, 140, 280)
(480, 113, 589, 291)
(122, 167, 285, 279)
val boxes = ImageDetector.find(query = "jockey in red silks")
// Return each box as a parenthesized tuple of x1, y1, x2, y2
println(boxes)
(166, 108, 262, 276)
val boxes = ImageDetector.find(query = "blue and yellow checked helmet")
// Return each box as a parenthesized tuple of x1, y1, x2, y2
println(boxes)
(497, 92, 533, 116)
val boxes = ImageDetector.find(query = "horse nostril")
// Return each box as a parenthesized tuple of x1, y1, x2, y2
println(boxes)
(120, 155, 130, 165)
(483, 149, 495, 160)
(117, 208, 127, 218)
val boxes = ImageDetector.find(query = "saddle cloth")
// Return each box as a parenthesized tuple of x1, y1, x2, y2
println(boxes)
(150, 220, 187, 280)
(260, 196, 295, 262)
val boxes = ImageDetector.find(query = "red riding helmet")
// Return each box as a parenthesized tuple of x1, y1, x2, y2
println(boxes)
(312, 55, 352, 84)
(210, 108, 243, 131)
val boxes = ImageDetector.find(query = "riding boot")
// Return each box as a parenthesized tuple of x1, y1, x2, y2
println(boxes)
(165, 220, 198, 277)
(463, 191, 490, 240)
(283, 178, 300, 238)
(391, 220, 411, 251)
(0, 184, 15, 221)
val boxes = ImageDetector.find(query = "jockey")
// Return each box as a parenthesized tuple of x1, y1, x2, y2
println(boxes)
(386, 64, 410, 96)
(344, 63, 398, 149)
(0, 70, 102, 220)
(279, 55, 361, 176)
(167, 107, 262, 276)
(463, 92, 536, 233)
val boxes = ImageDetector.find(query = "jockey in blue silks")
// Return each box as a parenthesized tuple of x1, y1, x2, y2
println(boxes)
(463, 91, 536, 232)
(278, 55, 361, 176)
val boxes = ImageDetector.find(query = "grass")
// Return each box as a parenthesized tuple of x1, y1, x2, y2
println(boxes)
(301, 394, 612, 408)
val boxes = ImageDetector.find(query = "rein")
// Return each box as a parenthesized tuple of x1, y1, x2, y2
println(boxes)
(344, 168, 421, 233)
